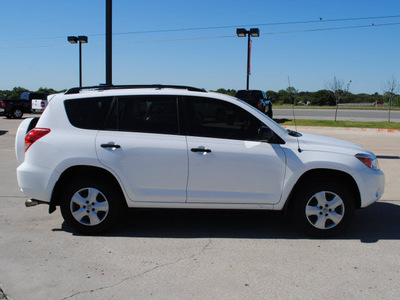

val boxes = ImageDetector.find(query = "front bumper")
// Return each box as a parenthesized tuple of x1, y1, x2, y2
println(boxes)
(357, 168, 385, 208)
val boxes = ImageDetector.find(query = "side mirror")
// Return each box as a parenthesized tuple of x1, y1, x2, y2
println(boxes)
(258, 126, 274, 142)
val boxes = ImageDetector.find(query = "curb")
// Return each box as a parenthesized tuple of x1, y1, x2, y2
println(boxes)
(283, 126, 400, 134)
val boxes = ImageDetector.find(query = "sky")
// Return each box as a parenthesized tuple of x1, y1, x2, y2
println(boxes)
(1, 0, 400, 94)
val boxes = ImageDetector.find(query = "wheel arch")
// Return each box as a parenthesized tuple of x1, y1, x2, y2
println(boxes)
(284, 168, 361, 211)
(49, 165, 127, 213)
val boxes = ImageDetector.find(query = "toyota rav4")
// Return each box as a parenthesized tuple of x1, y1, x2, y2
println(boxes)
(15, 84, 385, 237)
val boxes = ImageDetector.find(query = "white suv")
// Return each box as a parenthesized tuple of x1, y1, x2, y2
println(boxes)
(15, 85, 385, 237)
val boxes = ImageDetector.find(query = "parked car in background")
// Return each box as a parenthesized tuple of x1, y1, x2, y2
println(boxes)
(1, 92, 49, 119)
(16, 84, 384, 237)
(21, 92, 49, 113)
(373, 101, 384, 105)
(1, 98, 31, 119)
(235, 90, 273, 118)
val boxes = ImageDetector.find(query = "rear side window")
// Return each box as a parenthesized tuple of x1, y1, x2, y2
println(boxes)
(64, 97, 113, 130)
(105, 96, 179, 135)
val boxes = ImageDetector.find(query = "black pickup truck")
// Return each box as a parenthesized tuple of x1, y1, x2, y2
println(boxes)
(1, 98, 31, 119)
(1, 92, 49, 119)
(235, 90, 273, 118)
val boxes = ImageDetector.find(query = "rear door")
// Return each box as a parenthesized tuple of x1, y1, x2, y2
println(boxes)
(96, 95, 188, 203)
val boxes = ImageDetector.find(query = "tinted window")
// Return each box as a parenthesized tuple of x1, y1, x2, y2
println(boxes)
(185, 97, 263, 140)
(21, 92, 48, 100)
(65, 97, 113, 130)
(105, 96, 179, 135)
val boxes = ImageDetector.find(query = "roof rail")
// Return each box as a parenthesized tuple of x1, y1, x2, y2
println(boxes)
(65, 84, 206, 95)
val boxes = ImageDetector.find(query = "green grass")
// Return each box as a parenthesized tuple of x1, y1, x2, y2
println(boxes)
(274, 105, 400, 111)
(279, 119, 400, 130)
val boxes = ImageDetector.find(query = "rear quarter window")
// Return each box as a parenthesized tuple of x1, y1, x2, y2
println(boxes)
(64, 97, 113, 130)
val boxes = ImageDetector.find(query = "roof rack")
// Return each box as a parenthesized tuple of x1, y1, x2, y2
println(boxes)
(65, 84, 206, 95)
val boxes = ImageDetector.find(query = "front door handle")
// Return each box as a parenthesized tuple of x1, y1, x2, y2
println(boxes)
(191, 148, 211, 153)
(101, 143, 121, 149)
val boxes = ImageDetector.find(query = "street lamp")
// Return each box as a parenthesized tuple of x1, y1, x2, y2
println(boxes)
(68, 35, 88, 87)
(236, 28, 259, 90)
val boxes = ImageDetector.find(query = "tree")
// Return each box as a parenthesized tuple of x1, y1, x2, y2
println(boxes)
(265, 90, 278, 103)
(36, 87, 61, 94)
(214, 88, 236, 97)
(277, 89, 291, 104)
(310, 90, 334, 106)
(383, 75, 399, 122)
(326, 76, 351, 121)
(8, 87, 29, 99)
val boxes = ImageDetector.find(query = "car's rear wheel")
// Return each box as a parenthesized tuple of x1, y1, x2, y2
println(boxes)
(289, 179, 355, 237)
(12, 108, 23, 119)
(60, 177, 123, 234)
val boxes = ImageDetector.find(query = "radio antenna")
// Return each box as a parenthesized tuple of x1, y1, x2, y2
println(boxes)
(288, 76, 302, 153)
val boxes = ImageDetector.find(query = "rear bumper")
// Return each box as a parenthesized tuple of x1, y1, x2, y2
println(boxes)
(17, 162, 59, 202)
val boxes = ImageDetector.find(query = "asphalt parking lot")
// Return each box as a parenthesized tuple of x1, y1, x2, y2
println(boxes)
(1, 114, 400, 300)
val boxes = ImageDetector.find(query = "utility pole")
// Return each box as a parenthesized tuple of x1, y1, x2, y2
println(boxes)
(106, 0, 112, 86)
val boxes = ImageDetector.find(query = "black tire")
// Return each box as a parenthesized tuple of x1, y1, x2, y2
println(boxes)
(12, 109, 23, 119)
(289, 179, 355, 238)
(267, 109, 273, 119)
(60, 176, 124, 234)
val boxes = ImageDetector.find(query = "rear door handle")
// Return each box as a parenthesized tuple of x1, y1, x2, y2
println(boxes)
(191, 148, 211, 153)
(101, 143, 121, 149)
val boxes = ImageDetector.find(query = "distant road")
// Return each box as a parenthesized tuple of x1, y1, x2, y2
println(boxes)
(274, 108, 400, 122)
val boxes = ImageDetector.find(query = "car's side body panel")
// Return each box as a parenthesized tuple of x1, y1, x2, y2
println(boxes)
(15, 86, 385, 236)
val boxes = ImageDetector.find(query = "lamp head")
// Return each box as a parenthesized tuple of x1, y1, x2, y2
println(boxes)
(67, 36, 78, 44)
(78, 36, 88, 43)
(236, 28, 247, 37)
(249, 28, 260, 37)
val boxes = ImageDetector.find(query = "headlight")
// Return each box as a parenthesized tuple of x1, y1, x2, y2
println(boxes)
(355, 153, 380, 171)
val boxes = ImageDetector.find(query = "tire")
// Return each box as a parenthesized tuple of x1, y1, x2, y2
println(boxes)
(60, 176, 124, 234)
(264, 104, 273, 118)
(12, 109, 23, 119)
(289, 179, 355, 237)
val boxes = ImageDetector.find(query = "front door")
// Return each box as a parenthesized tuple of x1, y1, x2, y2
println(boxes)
(184, 96, 286, 204)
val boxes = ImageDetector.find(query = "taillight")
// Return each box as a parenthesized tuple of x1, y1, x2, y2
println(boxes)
(257, 101, 262, 109)
(1, 101, 5, 108)
(25, 128, 51, 152)
(41, 101, 45, 108)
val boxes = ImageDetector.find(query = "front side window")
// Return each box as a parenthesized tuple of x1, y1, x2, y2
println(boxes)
(105, 96, 179, 135)
(185, 97, 263, 141)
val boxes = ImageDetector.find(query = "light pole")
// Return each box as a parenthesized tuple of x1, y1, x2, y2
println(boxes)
(236, 28, 259, 90)
(106, 0, 112, 86)
(68, 35, 88, 87)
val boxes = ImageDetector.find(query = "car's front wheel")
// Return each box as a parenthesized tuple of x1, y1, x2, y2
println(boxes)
(289, 179, 355, 237)
(60, 177, 123, 234)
